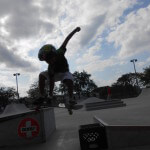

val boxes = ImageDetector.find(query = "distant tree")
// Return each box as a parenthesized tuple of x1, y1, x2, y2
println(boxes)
(140, 66, 150, 87)
(0, 87, 17, 99)
(27, 81, 59, 99)
(84, 79, 97, 97)
(27, 81, 40, 99)
(113, 73, 142, 87)
(73, 71, 97, 98)
(111, 72, 143, 98)
(27, 71, 97, 99)
(53, 85, 59, 95)
(0, 87, 17, 106)
(73, 71, 82, 98)
(58, 83, 67, 95)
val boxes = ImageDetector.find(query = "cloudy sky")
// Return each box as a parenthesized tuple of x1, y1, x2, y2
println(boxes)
(0, 0, 150, 97)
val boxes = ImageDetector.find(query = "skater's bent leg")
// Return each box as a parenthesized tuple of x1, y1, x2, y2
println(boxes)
(39, 73, 47, 97)
(49, 77, 55, 97)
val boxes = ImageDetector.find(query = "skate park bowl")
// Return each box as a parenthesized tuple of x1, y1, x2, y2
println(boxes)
(0, 103, 56, 147)
(92, 88, 150, 149)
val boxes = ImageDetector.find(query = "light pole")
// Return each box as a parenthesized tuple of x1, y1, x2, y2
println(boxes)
(13, 73, 20, 99)
(130, 59, 138, 86)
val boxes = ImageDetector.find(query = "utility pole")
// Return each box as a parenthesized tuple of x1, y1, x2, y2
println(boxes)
(130, 59, 138, 86)
(13, 73, 20, 99)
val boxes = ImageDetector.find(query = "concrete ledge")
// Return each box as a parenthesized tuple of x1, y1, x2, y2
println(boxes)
(0, 106, 56, 147)
(86, 103, 126, 111)
(86, 99, 122, 107)
(94, 116, 150, 149)
(86, 100, 126, 111)
(93, 116, 108, 126)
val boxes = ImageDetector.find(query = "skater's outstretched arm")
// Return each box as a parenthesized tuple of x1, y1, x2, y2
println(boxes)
(60, 27, 81, 48)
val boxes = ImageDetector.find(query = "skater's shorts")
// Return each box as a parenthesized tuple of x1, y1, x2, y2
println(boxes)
(40, 71, 74, 82)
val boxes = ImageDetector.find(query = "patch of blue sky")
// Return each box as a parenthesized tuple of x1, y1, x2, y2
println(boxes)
(67, 57, 78, 73)
(107, 52, 150, 76)
(130, 0, 150, 12)
(133, 52, 150, 71)
(28, 41, 46, 58)
(92, 28, 120, 60)
(119, 61, 136, 74)
(28, 48, 38, 57)
(114, 52, 150, 74)
(119, 0, 150, 23)
(93, 70, 117, 86)
(93, 51, 150, 86)
(40, 61, 48, 71)
(100, 40, 120, 59)
(93, 63, 133, 86)
(17, 74, 30, 85)
(134, 51, 149, 61)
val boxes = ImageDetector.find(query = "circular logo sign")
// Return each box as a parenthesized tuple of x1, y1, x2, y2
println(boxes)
(18, 118, 40, 139)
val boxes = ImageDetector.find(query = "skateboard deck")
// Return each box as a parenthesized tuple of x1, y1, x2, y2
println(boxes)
(65, 104, 83, 115)
(30, 103, 83, 115)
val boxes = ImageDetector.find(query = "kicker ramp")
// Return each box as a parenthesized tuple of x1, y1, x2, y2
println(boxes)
(0, 103, 56, 147)
(94, 117, 150, 149)
(91, 88, 150, 148)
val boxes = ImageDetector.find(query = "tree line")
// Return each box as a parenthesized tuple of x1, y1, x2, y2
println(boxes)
(94, 66, 150, 99)
(27, 70, 97, 100)
(0, 87, 17, 108)
(0, 65, 150, 106)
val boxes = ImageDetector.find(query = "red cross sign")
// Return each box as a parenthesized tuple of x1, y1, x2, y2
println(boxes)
(18, 118, 40, 139)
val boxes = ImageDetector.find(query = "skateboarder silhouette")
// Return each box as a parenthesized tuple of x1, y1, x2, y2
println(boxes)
(34, 27, 81, 108)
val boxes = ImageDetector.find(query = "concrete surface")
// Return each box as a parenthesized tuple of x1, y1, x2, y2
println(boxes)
(94, 88, 150, 125)
(1, 88, 150, 150)
(0, 104, 56, 147)
(1, 103, 31, 117)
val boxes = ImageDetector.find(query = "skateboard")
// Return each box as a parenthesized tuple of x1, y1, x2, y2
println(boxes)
(30, 102, 83, 115)
(65, 103, 83, 115)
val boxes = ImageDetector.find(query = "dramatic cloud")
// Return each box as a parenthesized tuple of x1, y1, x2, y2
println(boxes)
(107, 5, 150, 58)
(0, 0, 55, 39)
(80, 14, 106, 47)
(0, 0, 149, 96)
(0, 44, 39, 72)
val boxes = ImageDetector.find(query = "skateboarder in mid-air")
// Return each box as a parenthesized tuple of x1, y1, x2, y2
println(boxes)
(34, 27, 81, 107)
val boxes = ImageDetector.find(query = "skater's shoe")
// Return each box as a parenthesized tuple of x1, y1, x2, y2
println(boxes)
(33, 97, 45, 105)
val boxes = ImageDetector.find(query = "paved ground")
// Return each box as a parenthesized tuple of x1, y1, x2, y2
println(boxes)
(94, 88, 150, 126)
(1, 88, 150, 150)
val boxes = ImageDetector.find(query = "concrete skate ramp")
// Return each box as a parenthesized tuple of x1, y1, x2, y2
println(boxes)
(1, 103, 30, 117)
(94, 88, 150, 125)
(93, 88, 150, 149)
(136, 88, 150, 100)
(80, 97, 104, 105)
(94, 117, 150, 149)
(124, 88, 150, 103)
(83, 97, 125, 111)
(0, 103, 56, 147)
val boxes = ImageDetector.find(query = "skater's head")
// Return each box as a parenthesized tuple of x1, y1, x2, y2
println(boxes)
(38, 44, 56, 64)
